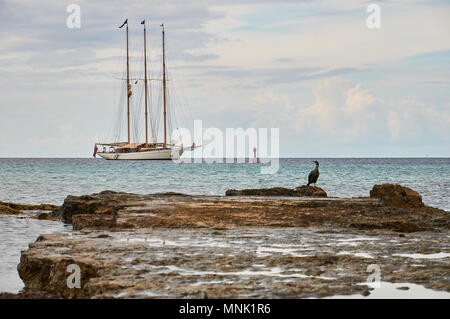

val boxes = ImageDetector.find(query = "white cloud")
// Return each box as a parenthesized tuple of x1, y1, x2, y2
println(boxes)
(294, 77, 379, 141)
(246, 76, 450, 149)
(345, 83, 374, 114)
(385, 99, 450, 142)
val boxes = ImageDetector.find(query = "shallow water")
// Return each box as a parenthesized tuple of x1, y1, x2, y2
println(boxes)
(325, 282, 450, 299)
(0, 215, 70, 293)
(0, 158, 449, 210)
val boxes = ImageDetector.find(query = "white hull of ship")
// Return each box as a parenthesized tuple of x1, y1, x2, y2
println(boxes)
(97, 147, 183, 160)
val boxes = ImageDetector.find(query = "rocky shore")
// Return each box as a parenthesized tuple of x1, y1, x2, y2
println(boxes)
(46, 184, 447, 233)
(3, 184, 449, 298)
(0, 201, 58, 217)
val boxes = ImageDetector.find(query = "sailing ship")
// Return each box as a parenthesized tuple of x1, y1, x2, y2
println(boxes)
(95, 19, 196, 160)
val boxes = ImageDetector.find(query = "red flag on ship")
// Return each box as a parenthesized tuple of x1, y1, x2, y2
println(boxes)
(93, 144, 98, 157)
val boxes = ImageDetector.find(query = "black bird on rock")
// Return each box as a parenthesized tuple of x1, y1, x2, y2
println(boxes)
(307, 161, 320, 186)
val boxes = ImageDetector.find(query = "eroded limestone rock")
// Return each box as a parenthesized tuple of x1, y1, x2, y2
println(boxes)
(48, 187, 448, 233)
(10, 184, 450, 299)
(370, 184, 424, 208)
(15, 228, 450, 299)
(0, 201, 58, 216)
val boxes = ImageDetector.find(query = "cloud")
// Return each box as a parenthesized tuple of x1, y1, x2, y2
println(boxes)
(0, 0, 223, 68)
(0, 0, 449, 156)
(385, 99, 450, 142)
(345, 83, 374, 113)
(196, 66, 357, 86)
(294, 77, 379, 141)
(246, 77, 450, 148)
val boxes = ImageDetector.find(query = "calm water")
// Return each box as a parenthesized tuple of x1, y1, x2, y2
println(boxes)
(0, 158, 449, 210)
(0, 216, 69, 293)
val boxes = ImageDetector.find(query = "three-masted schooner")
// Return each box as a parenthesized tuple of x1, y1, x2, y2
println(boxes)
(95, 19, 195, 160)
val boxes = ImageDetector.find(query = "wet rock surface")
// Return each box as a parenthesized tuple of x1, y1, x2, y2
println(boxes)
(0, 201, 59, 216)
(17, 228, 449, 299)
(11, 184, 450, 298)
(0, 289, 63, 299)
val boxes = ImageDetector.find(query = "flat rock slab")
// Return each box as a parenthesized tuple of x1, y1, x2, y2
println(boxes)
(17, 227, 450, 298)
(51, 191, 449, 233)
(226, 185, 327, 197)
(15, 186, 450, 299)
(0, 201, 58, 216)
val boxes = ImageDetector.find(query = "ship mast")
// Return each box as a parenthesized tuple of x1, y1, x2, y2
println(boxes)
(125, 20, 131, 144)
(161, 23, 167, 149)
(142, 20, 149, 148)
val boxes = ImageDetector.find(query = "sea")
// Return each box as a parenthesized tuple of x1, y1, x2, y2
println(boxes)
(0, 157, 449, 295)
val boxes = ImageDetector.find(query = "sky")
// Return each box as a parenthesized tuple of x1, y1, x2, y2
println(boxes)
(0, 0, 449, 157)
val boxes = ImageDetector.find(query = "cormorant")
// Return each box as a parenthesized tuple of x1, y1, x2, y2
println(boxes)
(307, 161, 319, 186)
